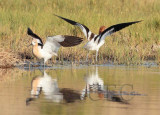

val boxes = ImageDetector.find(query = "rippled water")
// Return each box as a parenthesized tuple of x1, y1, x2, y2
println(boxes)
(0, 65, 160, 115)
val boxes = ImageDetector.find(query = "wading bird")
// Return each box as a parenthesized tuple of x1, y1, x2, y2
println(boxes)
(27, 28, 83, 67)
(54, 14, 141, 62)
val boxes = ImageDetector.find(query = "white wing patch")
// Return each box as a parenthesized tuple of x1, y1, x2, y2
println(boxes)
(34, 38, 42, 44)
(47, 35, 65, 43)
(42, 35, 65, 56)
(77, 23, 88, 39)
(100, 28, 114, 41)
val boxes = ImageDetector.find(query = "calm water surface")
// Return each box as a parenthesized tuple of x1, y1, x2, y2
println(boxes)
(0, 65, 160, 115)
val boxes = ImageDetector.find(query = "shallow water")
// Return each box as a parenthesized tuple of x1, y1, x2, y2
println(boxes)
(0, 65, 160, 115)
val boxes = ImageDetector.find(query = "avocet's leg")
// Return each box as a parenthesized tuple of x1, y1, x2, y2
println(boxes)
(86, 51, 90, 61)
(96, 50, 99, 62)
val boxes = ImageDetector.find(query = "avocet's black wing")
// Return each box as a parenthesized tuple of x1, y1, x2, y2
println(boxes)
(54, 14, 95, 41)
(27, 28, 43, 46)
(98, 21, 142, 43)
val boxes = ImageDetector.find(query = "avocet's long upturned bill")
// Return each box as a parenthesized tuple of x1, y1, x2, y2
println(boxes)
(54, 14, 142, 61)
(27, 28, 83, 66)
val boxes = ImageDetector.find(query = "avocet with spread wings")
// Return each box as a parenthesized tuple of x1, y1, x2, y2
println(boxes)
(55, 15, 141, 61)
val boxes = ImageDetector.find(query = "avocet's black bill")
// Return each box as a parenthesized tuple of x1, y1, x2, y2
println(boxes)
(99, 21, 142, 43)
(54, 14, 91, 40)
(59, 35, 83, 47)
(27, 28, 43, 46)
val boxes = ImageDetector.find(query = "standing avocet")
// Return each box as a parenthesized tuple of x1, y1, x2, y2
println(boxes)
(54, 14, 141, 62)
(27, 28, 83, 67)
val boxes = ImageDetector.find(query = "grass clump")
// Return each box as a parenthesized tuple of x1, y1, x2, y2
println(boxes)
(0, 48, 21, 68)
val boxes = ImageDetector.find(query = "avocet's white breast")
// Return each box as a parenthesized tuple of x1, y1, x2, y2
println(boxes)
(84, 37, 105, 51)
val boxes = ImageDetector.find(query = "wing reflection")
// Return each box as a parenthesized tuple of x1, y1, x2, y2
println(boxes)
(60, 88, 80, 103)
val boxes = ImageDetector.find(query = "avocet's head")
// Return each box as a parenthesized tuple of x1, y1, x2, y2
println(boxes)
(31, 39, 38, 46)
(99, 26, 107, 34)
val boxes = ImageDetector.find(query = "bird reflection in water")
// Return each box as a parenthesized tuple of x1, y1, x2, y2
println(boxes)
(81, 67, 125, 103)
(81, 67, 104, 100)
(26, 71, 81, 105)
(26, 68, 137, 105)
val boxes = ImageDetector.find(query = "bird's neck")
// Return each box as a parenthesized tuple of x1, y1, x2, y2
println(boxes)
(32, 44, 43, 59)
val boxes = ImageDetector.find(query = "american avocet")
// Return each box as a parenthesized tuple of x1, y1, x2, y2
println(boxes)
(27, 28, 83, 67)
(54, 15, 141, 61)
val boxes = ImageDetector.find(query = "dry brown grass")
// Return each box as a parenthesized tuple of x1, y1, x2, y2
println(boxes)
(0, 48, 22, 68)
